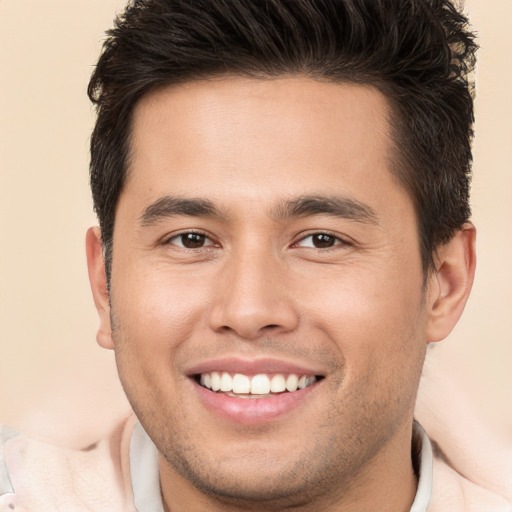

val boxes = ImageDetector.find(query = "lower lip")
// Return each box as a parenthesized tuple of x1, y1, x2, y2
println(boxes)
(193, 380, 319, 425)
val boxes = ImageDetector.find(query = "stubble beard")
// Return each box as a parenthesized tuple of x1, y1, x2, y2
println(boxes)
(156, 404, 391, 511)
(109, 309, 425, 511)
(129, 369, 417, 511)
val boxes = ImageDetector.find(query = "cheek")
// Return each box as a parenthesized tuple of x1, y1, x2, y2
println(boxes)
(109, 269, 206, 419)
(297, 262, 426, 372)
(110, 264, 211, 359)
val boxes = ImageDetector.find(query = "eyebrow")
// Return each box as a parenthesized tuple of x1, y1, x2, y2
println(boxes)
(139, 193, 379, 227)
(271, 195, 379, 224)
(140, 196, 225, 227)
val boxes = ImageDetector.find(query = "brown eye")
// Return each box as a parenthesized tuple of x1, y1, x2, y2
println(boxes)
(312, 234, 336, 248)
(168, 232, 214, 248)
(182, 233, 207, 248)
(296, 233, 342, 249)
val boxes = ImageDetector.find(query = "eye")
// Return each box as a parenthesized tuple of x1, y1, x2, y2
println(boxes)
(295, 233, 344, 249)
(167, 232, 216, 249)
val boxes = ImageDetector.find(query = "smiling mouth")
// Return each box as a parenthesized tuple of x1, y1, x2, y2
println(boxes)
(196, 372, 322, 398)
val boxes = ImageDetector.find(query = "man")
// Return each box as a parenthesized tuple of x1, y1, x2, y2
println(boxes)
(1, 0, 510, 510)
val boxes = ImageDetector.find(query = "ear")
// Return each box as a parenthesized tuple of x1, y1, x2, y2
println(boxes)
(426, 223, 476, 343)
(86, 227, 114, 350)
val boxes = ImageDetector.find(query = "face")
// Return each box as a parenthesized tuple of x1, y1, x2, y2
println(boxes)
(97, 78, 432, 507)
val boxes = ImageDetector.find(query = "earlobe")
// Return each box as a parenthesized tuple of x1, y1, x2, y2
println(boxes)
(426, 223, 476, 343)
(85, 227, 114, 350)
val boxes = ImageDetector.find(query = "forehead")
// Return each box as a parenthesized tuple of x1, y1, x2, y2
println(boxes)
(124, 77, 409, 220)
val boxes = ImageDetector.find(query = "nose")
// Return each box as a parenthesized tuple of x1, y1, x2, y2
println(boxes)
(208, 247, 300, 340)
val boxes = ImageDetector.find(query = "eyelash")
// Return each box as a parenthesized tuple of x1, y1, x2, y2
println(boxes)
(163, 231, 349, 251)
(293, 232, 349, 250)
(163, 231, 218, 249)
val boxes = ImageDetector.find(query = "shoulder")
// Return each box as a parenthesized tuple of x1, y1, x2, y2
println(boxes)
(429, 441, 512, 512)
(416, 354, 512, 512)
(0, 417, 137, 512)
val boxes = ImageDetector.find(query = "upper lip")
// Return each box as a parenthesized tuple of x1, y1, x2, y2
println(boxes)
(186, 357, 327, 377)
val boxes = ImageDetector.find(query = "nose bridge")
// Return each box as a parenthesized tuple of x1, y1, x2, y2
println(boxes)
(208, 238, 298, 339)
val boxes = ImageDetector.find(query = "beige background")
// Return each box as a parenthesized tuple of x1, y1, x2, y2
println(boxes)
(0, 0, 511, 445)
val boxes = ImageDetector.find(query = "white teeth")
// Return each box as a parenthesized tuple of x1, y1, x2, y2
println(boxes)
(232, 373, 251, 394)
(199, 372, 318, 395)
(220, 372, 232, 392)
(251, 374, 271, 395)
(285, 374, 299, 392)
(270, 374, 286, 393)
(297, 375, 307, 389)
(211, 371, 221, 391)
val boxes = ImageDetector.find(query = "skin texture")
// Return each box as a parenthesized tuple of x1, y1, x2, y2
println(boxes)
(86, 77, 476, 511)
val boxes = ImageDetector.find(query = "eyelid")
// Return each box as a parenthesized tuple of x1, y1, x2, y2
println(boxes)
(160, 229, 350, 250)
(163, 230, 219, 248)
(293, 231, 350, 249)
